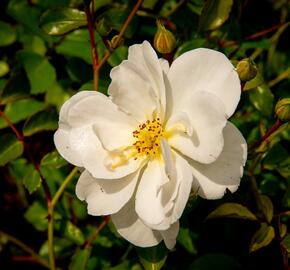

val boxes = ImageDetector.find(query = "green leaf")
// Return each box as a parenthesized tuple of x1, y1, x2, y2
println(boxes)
(18, 51, 57, 94)
(206, 203, 257, 221)
(40, 8, 87, 36)
(56, 29, 93, 64)
(40, 150, 67, 168)
(188, 253, 242, 270)
(101, 8, 138, 38)
(175, 39, 206, 58)
(282, 234, 290, 253)
(69, 248, 92, 270)
(0, 61, 9, 77)
(40, 238, 73, 258)
(23, 168, 41, 194)
(243, 71, 264, 91)
(0, 134, 24, 166)
(143, 0, 159, 9)
(66, 57, 92, 83)
(250, 223, 275, 252)
(64, 221, 85, 245)
(0, 21, 17, 46)
(0, 99, 45, 129)
(260, 195, 274, 223)
(0, 72, 30, 104)
(23, 110, 58, 136)
(199, 0, 233, 31)
(24, 201, 48, 231)
(177, 228, 197, 254)
(108, 46, 128, 67)
(45, 82, 70, 111)
(137, 244, 167, 270)
(249, 84, 274, 116)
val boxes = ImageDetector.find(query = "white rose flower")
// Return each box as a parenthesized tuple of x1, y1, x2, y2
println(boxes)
(54, 41, 247, 249)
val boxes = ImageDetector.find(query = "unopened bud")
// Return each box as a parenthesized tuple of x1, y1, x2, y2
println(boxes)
(154, 20, 176, 54)
(275, 98, 290, 122)
(236, 58, 258, 82)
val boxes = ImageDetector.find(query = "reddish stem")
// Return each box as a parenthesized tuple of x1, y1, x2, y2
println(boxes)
(0, 109, 24, 141)
(249, 119, 282, 152)
(84, 1, 99, 91)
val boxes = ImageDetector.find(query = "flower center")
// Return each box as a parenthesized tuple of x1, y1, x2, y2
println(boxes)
(132, 118, 163, 159)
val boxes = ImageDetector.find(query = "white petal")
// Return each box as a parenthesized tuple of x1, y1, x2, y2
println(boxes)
(167, 91, 227, 164)
(76, 170, 139, 215)
(189, 122, 247, 199)
(160, 221, 179, 250)
(54, 127, 83, 167)
(135, 159, 170, 225)
(59, 91, 95, 125)
(127, 41, 166, 119)
(159, 58, 170, 73)
(172, 153, 193, 221)
(168, 48, 241, 118)
(112, 199, 162, 247)
(66, 91, 137, 151)
(108, 60, 157, 121)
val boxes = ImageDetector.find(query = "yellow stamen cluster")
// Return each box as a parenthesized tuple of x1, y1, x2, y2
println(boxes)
(132, 118, 163, 159)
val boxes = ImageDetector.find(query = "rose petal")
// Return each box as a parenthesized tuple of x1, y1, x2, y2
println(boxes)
(160, 221, 179, 250)
(188, 121, 247, 199)
(167, 91, 227, 164)
(127, 41, 166, 119)
(66, 91, 137, 151)
(76, 169, 139, 215)
(109, 60, 157, 121)
(168, 48, 240, 118)
(135, 159, 169, 225)
(112, 199, 162, 247)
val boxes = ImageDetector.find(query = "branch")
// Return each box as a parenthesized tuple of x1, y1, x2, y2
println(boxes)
(47, 167, 78, 270)
(249, 119, 282, 152)
(0, 230, 50, 269)
(0, 109, 24, 141)
(84, 0, 99, 91)
(96, 0, 143, 73)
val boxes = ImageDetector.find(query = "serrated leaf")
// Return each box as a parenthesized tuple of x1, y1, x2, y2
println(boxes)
(69, 248, 91, 270)
(0, 73, 30, 104)
(40, 238, 73, 258)
(260, 195, 274, 223)
(0, 21, 17, 46)
(23, 168, 41, 194)
(24, 201, 48, 231)
(18, 51, 56, 94)
(23, 110, 58, 136)
(177, 228, 197, 254)
(40, 8, 87, 36)
(250, 223, 275, 252)
(0, 99, 45, 129)
(64, 221, 85, 245)
(199, 0, 233, 31)
(0, 134, 24, 166)
(249, 84, 274, 116)
(40, 150, 67, 168)
(206, 203, 257, 221)
(137, 244, 167, 270)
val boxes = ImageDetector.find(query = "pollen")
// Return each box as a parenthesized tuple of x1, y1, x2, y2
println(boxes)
(132, 118, 163, 159)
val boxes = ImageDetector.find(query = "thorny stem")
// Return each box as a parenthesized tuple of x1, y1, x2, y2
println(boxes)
(84, 0, 99, 91)
(0, 109, 24, 141)
(84, 216, 110, 249)
(0, 230, 50, 269)
(96, 0, 144, 73)
(47, 167, 78, 270)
